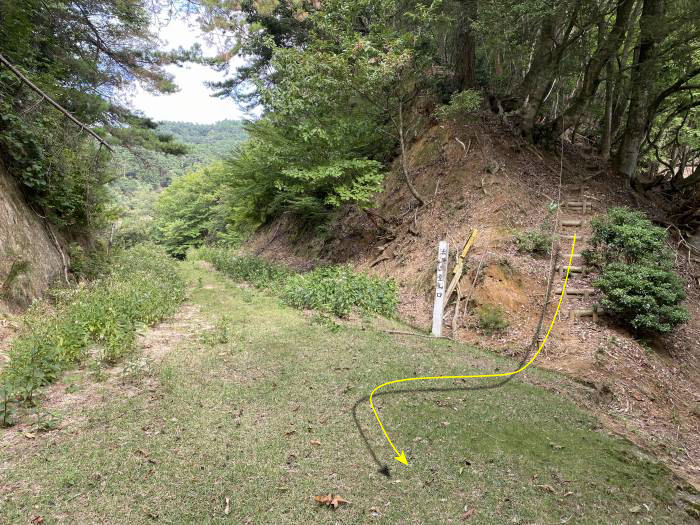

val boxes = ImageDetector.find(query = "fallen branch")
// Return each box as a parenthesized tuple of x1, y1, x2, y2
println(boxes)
(370, 255, 391, 268)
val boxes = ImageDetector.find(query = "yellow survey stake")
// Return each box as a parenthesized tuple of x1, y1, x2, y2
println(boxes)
(370, 235, 577, 466)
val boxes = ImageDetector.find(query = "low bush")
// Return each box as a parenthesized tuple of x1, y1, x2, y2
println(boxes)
(282, 265, 398, 318)
(196, 247, 291, 289)
(594, 263, 689, 335)
(584, 207, 670, 266)
(514, 230, 553, 255)
(435, 89, 483, 122)
(195, 247, 398, 319)
(477, 304, 509, 334)
(585, 208, 689, 335)
(1, 245, 185, 404)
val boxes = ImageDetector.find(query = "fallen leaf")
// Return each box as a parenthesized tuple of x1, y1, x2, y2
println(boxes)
(225, 497, 231, 515)
(310, 440, 321, 446)
(30, 517, 44, 524)
(536, 484, 556, 493)
(314, 493, 349, 509)
(24, 432, 36, 439)
(461, 508, 476, 520)
(628, 505, 641, 513)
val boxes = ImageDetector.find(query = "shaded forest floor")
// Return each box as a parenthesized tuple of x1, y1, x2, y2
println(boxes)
(1, 261, 697, 524)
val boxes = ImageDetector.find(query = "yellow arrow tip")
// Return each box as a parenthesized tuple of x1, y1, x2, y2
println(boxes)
(394, 451, 409, 466)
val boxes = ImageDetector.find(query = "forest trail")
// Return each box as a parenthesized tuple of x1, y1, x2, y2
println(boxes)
(1, 261, 697, 524)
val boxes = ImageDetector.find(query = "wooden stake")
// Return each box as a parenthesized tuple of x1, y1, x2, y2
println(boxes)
(444, 229, 478, 307)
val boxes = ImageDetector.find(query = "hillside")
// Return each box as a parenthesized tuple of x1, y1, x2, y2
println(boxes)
(2, 1, 699, 523)
(113, 120, 247, 193)
(245, 114, 700, 488)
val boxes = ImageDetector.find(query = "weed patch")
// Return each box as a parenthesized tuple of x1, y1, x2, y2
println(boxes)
(514, 229, 554, 255)
(196, 247, 398, 318)
(1, 245, 185, 409)
(477, 304, 509, 334)
(282, 265, 397, 318)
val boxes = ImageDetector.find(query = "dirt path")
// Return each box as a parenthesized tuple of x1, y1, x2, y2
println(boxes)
(1, 261, 697, 524)
(0, 302, 211, 474)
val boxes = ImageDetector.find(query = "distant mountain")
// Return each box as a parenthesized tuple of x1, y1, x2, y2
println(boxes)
(113, 120, 248, 194)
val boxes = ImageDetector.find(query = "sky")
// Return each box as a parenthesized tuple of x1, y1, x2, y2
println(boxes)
(125, 18, 246, 124)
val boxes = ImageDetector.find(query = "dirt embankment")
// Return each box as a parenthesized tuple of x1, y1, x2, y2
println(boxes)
(245, 115, 700, 489)
(0, 161, 74, 369)
(0, 162, 70, 313)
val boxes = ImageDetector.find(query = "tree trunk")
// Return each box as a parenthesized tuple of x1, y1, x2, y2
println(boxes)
(398, 101, 425, 206)
(615, 0, 666, 181)
(553, 0, 636, 136)
(454, 0, 478, 90)
(600, 59, 614, 159)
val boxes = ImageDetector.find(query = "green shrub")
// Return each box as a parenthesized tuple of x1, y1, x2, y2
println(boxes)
(435, 89, 483, 122)
(282, 265, 398, 318)
(196, 247, 397, 319)
(585, 208, 689, 335)
(514, 230, 553, 255)
(477, 304, 509, 334)
(594, 263, 689, 335)
(585, 208, 670, 266)
(2, 245, 186, 401)
(196, 247, 291, 289)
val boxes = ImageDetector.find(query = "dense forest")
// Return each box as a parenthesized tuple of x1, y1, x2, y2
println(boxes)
(2, 0, 699, 238)
(113, 120, 247, 252)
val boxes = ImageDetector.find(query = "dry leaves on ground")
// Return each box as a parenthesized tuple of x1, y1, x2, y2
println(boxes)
(314, 493, 349, 509)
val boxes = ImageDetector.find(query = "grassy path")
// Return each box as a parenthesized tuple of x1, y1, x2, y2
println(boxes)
(0, 261, 694, 523)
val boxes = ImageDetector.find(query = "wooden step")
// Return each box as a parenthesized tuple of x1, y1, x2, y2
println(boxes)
(572, 307, 604, 321)
(555, 287, 596, 298)
(557, 265, 584, 275)
(564, 201, 593, 213)
(560, 219, 583, 228)
(559, 234, 584, 240)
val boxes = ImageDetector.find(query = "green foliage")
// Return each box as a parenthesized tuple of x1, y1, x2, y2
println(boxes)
(195, 247, 291, 289)
(585, 208, 671, 266)
(1, 246, 185, 401)
(477, 304, 509, 334)
(155, 163, 246, 258)
(586, 208, 689, 335)
(282, 265, 398, 318)
(67, 243, 112, 282)
(435, 89, 483, 122)
(0, 383, 15, 427)
(595, 263, 690, 335)
(514, 229, 553, 255)
(195, 246, 398, 318)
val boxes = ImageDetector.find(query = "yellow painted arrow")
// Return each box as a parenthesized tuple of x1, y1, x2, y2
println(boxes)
(370, 235, 576, 466)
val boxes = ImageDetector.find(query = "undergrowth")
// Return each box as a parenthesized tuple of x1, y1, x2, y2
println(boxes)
(282, 265, 397, 318)
(1, 245, 185, 409)
(477, 304, 509, 335)
(585, 208, 689, 335)
(195, 246, 398, 318)
(514, 229, 554, 255)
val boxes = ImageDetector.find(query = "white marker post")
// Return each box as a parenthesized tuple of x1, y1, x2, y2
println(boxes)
(432, 240, 449, 337)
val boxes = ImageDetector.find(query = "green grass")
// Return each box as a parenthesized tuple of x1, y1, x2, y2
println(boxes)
(0, 261, 693, 524)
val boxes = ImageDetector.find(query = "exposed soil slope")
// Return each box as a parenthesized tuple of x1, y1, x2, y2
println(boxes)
(246, 114, 700, 488)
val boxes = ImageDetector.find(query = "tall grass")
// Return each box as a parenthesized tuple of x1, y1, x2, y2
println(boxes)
(195, 247, 397, 318)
